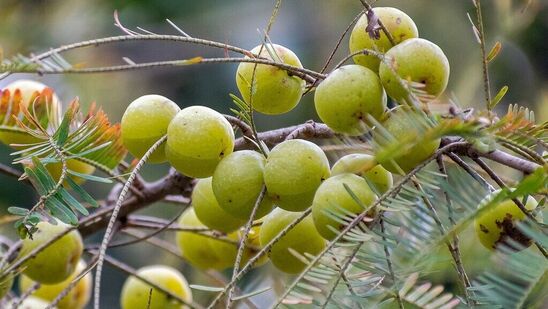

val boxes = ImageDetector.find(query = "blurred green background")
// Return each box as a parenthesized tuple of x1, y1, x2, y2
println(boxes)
(0, 0, 546, 307)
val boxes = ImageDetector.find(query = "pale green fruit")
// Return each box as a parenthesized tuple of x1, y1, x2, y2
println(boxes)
(18, 221, 83, 284)
(314, 65, 386, 135)
(236, 44, 305, 115)
(120, 265, 192, 309)
(166, 106, 234, 178)
(19, 260, 91, 309)
(121, 95, 180, 163)
(212, 150, 274, 220)
(349, 7, 419, 71)
(379, 38, 450, 102)
(376, 107, 440, 174)
(331, 153, 393, 194)
(7, 296, 55, 309)
(474, 191, 538, 251)
(259, 208, 326, 274)
(0, 272, 13, 300)
(193, 177, 245, 233)
(176, 208, 229, 270)
(0, 80, 61, 146)
(210, 225, 268, 269)
(312, 173, 377, 240)
(264, 139, 330, 211)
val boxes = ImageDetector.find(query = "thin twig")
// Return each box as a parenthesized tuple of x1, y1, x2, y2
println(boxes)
(474, 0, 492, 110)
(321, 243, 363, 308)
(88, 250, 203, 309)
(93, 135, 167, 309)
(207, 208, 312, 308)
(357, 0, 396, 46)
(380, 218, 404, 309)
(446, 152, 494, 191)
(226, 186, 266, 308)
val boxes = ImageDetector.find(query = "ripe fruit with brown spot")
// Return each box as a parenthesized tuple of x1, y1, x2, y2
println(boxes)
(474, 191, 539, 251)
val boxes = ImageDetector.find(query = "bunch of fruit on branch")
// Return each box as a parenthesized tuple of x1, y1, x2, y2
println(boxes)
(0, 6, 541, 309)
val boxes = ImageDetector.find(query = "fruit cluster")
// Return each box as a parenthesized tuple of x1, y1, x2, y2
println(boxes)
(0, 5, 538, 309)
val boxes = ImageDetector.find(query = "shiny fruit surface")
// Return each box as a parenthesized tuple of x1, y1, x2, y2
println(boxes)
(331, 153, 393, 194)
(314, 65, 386, 136)
(236, 44, 305, 115)
(264, 139, 330, 211)
(192, 177, 245, 233)
(349, 7, 418, 71)
(259, 208, 326, 274)
(312, 173, 377, 240)
(18, 221, 83, 284)
(121, 94, 180, 163)
(120, 265, 192, 309)
(212, 150, 274, 220)
(19, 260, 92, 309)
(379, 38, 450, 101)
(166, 106, 234, 178)
(176, 208, 229, 270)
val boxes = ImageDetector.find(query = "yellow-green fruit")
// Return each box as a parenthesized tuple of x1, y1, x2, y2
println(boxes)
(474, 192, 538, 251)
(349, 7, 418, 72)
(236, 44, 305, 115)
(18, 221, 83, 284)
(0, 272, 13, 299)
(120, 265, 192, 309)
(212, 150, 274, 220)
(19, 260, 91, 309)
(312, 173, 377, 240)
(314, 65, 386, 136)
(379, 38, 450, 102)
(264, 139, 330, 211)
(121, 95, 180, 163)
(46, 159, 96, 186)
(166, 106, 234, 178)
(193, 177, 245, 233)
(176, 208, 230, 270)
(377, 108, 440, 174)
(260, 208, 326, 274)
(7, 296, 55, 309)
(210, 225, 268, 269)
(0, 80, 61, 146)
(331, 153, 393, 194)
